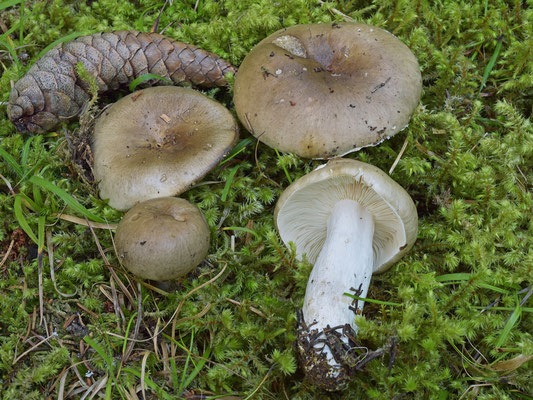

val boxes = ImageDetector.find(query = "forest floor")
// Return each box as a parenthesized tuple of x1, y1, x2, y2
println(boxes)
(0, 0, 532, 399)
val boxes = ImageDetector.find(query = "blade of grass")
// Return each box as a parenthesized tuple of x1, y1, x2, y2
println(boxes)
(221, 226, 259, 238)
(448, 340, 483, 369)
(478, 35, 504, 95)
(489, 352, 511, 366)
(129, 73, 172, 91)
(510, 390, 533, 399)
(32, 183, 44, 208)
(436, 273, 509, 294)
(0, 21, 20, 40)
(221, 165, 239, 202)
(18, 0, 24, 46)
(0, 0, 21, 11)
(0, 147, 23, 178)
(105, 374, 113, 400)
(29, 175, 107, 223)
(18, 160, 49, 184)
(218, 137, 254, 166)
(121, 312, 138, 357)
(243, 366, 274, 400)
(18, 191, 39, 212)
(474, 306, 533, 313)
(84, 335, 131, 399)
(162, 332, 211, 393)
(178, 332, 195, 394)
(465, 39, 485, 48)
(13, 194, 38, 244)
(0, 36, 21, 68)
(180, 345, 210, 392)
(84, 336, 114, 371)
(100, 332, 128, 400)
(343, 292, 402, 306)
(169, 356, 179, 393)
(37, 214, 45, 326)
(477, 283, 508, 294)
(275, 148, 292, 183)
(134, 3, 165, 30)
(21, 136, 34, 171)
(36, 31, 89, 59)
(122, 367, 174, 400)
(436, 273, 473, 281)
(495, 300, 522, 348)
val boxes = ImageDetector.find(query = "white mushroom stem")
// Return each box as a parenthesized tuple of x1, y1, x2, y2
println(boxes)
(302, 199, 374, 367)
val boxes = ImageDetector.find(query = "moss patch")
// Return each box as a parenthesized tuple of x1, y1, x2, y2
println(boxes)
(0, 0, 532, 398)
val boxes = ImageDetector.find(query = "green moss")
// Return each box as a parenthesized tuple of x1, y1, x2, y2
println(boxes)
(0, 0, 532, 398)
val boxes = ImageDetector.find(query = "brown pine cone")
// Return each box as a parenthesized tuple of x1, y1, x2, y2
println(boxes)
(7, 31, 237, 133)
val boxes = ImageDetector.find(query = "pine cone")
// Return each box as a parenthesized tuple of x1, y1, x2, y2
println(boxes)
(7, 31, 237, 133)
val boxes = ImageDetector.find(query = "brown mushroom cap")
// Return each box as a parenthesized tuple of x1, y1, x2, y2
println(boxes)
(115, 197, 210, 281)
(93, 86, 239, 211)
(234, 22, 422, 159)
(274, 158, 418, 273)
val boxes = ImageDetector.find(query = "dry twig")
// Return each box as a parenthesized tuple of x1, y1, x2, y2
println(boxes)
(0, 239, 14, 270)
(389, 136, 410, 174)
(53, 213, 117, 229)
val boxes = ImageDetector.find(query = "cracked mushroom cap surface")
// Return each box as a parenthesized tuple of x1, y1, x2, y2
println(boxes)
(115, 197, 210, 281)
(234, 22, 422, 159)
(93, 86, 239, 210)
(274, 158, 418, 273)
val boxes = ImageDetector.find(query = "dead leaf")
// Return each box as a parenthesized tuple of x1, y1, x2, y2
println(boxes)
(487, 354, 533, 372)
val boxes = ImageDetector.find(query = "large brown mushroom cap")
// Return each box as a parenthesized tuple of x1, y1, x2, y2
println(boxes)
(115, 197, 210, 281)
(93, 86, 239, 210)
(234, 22, 422, 159)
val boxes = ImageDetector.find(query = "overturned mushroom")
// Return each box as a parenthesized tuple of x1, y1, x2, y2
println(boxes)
(274, 158, 418, 390)
(234, 22, 422, 158)
(92, 86, 239, 210)
(115, 197, 210, 281)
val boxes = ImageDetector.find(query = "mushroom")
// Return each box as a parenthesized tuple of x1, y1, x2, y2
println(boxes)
(274, 158, 418, 390)
(115, 197, 210, 281)
(234, 22, 422, 159)
(92, 86, 239, 211)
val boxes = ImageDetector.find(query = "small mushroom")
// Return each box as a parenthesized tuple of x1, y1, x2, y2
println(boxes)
(93, 86, 239, 210)
(234, 22, 422, 158)
(274, 158, 418, 390)
(115, 197, 210, 281)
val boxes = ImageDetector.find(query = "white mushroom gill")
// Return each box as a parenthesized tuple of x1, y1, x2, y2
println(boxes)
(277, 176, 406, 268)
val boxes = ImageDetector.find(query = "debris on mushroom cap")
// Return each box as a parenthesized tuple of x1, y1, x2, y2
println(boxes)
(115, 197, 210, 281)
(275, 158, 418, 273)
(234, 22, 422, 159)
(92, 86, 239, 211)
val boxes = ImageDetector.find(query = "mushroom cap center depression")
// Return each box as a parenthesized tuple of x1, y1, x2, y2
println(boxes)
(116, 110, 213, 166)
(234, 22, 422, 159)
(92, 86, 238, 211)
